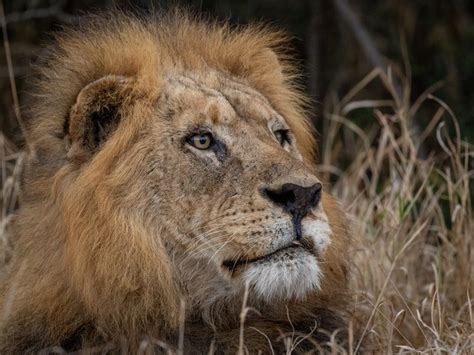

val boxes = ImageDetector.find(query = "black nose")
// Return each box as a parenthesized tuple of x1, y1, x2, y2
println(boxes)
(263, 183, 322, 239)
(263, 183, 322, 218)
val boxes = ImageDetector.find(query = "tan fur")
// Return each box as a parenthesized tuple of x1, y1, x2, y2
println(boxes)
(0, 11, 352, 353)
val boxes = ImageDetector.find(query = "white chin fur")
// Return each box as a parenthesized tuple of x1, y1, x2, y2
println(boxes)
(242, 250, 321, 302)
(242, 214, 332, 302)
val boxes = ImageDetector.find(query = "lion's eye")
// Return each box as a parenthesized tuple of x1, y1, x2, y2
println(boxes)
(188, 133, 213, 150)
(274, 129, 290, 146)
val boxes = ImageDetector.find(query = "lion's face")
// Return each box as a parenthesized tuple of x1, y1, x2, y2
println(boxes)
(137, 72, 331, 301)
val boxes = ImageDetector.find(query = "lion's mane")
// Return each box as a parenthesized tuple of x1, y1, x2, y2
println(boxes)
(0, 11, 352, 353)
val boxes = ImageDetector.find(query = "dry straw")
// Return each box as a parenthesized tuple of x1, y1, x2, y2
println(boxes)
(319, 66, 473, 353)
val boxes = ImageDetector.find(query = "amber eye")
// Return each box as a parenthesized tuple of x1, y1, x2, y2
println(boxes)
(188, 133, 213, 150)
(274, 129, 290, 146)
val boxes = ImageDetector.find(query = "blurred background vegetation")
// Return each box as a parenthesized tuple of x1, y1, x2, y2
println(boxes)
(1, 0, 473, 151)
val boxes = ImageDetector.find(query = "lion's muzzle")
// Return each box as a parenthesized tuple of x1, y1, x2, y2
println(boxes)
(262, 182, 322, 239)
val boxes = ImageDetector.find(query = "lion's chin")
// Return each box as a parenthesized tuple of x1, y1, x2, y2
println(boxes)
(240, 248, 321, 302)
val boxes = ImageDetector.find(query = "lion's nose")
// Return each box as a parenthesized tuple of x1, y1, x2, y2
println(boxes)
(263, 182, 322, 219)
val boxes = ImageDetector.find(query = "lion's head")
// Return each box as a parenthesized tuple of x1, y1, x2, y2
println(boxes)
(138, 70, 330, 301)
(2, 12, 351, 351)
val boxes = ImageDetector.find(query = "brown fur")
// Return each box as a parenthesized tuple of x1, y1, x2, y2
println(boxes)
(0, 11, 352, 353)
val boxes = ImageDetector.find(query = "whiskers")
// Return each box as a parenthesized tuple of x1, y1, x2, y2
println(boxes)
(177, 215, 248, 267)
(174, 214, 300, 274)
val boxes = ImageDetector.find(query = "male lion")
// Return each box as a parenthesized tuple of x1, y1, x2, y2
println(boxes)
(0, 12, 352, 353)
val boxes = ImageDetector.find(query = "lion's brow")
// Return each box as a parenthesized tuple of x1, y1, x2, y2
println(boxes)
(170, 76, 223, 99)
(170, 74, 276, 125)
(220, 78, 272, 107)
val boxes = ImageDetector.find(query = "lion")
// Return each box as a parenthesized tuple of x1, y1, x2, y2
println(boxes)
(0, 11, 352, 353)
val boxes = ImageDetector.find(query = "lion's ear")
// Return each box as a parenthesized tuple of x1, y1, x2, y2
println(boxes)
(66, 75, 134, 159)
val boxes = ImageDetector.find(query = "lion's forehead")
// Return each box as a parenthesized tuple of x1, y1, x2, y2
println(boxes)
(164, 72, 282, 125)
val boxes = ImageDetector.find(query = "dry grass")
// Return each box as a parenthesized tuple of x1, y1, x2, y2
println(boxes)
(0, 61, 472, 352)
(0, 134, 22, 266)
(319, 67, 473, 353)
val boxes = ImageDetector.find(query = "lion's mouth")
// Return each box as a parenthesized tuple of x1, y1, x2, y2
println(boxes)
(222, 238, 314, 270)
